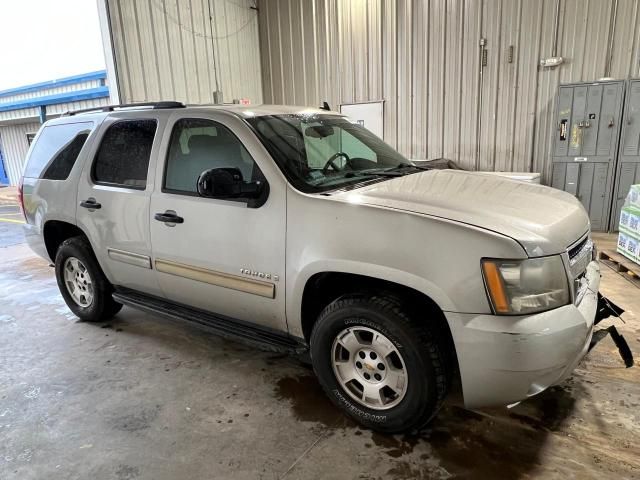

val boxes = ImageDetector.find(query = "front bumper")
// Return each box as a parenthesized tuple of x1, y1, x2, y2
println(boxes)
(447, 260, 600, 408)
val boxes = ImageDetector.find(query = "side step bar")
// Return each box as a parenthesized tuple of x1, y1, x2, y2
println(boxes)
(112, 288, 308, 355)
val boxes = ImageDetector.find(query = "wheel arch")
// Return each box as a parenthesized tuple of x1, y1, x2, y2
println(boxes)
(298, 270, 458, 372)
(43, 219, 89, 262)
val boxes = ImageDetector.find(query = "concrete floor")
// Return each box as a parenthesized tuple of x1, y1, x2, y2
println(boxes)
(1, 212, 639, 479)
(0, 187, 24, 248)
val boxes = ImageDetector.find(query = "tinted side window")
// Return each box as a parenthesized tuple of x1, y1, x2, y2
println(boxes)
(164, 118, 260, 194)
(42, 132, 90, 180)
(93, 120, 157, 189)
(23, 122, 93, 179)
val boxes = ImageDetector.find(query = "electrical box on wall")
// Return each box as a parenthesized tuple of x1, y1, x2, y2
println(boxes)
(339, 101, 384, 139)
(551, 80, 625, 231)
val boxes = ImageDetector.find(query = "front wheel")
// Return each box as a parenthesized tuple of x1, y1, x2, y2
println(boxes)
(310, 294, 450, 433)
(55, 236, 122, 322)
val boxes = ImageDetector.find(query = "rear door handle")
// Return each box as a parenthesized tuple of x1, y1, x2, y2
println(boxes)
(154, 211, 184, 224)
(80, 198, 101, 209)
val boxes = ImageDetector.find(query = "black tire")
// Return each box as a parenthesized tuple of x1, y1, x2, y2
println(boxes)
(54, 236, 122, 322)
(310, 293, 449, 433)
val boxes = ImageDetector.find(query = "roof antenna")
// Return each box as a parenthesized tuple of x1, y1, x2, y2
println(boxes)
(319, 101, 331, 111)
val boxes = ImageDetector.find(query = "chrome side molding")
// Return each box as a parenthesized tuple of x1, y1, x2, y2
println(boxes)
(107, 248, 152, 269)
(155, 258, 275, 299)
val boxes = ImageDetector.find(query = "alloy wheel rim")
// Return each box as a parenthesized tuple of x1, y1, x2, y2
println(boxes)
(331, 326, 408, 410)
(63, 257, 94, 308)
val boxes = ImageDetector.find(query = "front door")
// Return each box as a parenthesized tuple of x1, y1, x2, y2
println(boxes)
(76, 115, 164, 297)
(149, 113, 287, 331)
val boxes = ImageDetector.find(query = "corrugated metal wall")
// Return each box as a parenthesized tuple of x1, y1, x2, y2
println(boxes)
(258, 0, 640, 183)
(0, 122, 41, 185)
(0, 79, 105, 105)
(0, 98, 110, 123)
(107, 0, 263, 105)
(44, 98, 111, 117)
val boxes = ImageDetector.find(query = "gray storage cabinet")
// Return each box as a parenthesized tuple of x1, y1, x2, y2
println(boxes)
(611, 79, 640, 230)
(551, 80, 625, 231)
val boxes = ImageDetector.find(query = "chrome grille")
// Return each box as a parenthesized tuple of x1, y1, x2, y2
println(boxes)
(568, 237, 588, 261)
(567, 235, 593, 305)
(567, 236, 593, 279)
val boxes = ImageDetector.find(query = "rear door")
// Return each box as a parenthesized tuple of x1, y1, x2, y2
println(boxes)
(76, 113, 166, 296)
(149, 111, 287, 331)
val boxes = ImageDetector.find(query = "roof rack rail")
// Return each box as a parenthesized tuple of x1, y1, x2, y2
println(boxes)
(61, 101, 186, 117)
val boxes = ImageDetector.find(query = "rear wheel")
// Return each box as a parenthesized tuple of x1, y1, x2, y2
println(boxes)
(310, 293, 449, 433)
(55, 236, 122, 321)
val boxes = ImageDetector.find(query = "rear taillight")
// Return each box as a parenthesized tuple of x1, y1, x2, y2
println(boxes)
(18, 176, 26, 220)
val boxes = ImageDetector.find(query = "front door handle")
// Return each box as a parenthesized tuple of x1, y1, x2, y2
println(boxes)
(80, 198, 101, 209)
(154, 211, 184, 224)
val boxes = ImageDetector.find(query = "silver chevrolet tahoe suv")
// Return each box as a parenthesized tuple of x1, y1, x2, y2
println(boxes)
(21, 102, 602, 433)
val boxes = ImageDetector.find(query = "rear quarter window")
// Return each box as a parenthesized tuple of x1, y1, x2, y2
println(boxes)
(23, 122, 93, 179)
(92, 120, 157, 189)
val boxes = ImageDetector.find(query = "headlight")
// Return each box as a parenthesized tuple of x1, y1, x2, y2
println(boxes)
(481, 256, 570, 315)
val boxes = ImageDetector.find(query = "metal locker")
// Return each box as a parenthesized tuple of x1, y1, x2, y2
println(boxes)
(551, 163, 566, 189)
(581, 85, 602, 156)
(564, 163, 580, 195)
(568, 86, 587, 157)
(622, 81, 640, 156)
(597, 83, 622, 156)
(554, 87, 573, 157)
(576, 163, 594, 213)
(610, 79, 640, 230)
(551, 80, 625, 231)
(590, 163, 609, 231)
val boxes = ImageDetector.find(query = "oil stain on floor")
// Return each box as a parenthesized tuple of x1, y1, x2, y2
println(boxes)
(274, 374, 345, 428)
(272, 371, 640, 479)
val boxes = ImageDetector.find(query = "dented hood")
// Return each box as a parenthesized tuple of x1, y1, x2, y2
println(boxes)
(339, 170, 589, 256)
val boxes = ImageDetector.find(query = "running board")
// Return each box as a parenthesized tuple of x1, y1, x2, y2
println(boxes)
(112, 288, 308, 355)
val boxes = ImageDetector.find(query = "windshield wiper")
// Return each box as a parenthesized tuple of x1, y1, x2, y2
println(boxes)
(381, 163, 430, 173)
(344, 163, 428, 178)
(343, 170, 405, 178)
(321, 163, 428, 186)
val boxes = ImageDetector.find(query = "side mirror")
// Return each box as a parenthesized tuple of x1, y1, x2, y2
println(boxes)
(196, 167, 263, 200)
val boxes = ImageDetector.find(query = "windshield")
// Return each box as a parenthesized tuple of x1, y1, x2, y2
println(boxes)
(246, 114, 415, 193)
